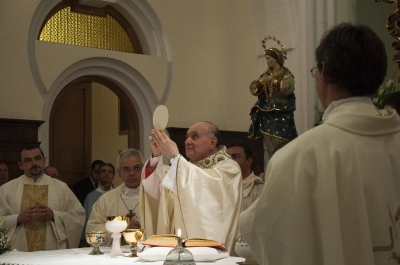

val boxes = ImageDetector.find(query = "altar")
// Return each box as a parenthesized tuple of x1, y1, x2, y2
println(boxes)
(0, 246, 245, 265)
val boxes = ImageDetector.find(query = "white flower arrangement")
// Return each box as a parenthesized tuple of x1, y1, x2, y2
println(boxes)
(0, 216, 11, 255)
(372, 78, 397, 109)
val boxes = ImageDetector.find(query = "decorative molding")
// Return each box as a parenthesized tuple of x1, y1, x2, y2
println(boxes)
(79, 0, 116, 8)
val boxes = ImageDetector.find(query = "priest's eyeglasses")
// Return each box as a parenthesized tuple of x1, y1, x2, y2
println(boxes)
(310, 67, 318, 78)
(121, 166, 142, 173)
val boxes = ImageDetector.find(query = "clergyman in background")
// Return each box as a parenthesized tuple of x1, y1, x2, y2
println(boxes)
(0, 161, 9, 186)
(86, 149, 142, 246)
(73, 160, 104, 205)
(0, 145, 85, 251)
(227, 141, 264, 210)
(44, 166, 60, 179)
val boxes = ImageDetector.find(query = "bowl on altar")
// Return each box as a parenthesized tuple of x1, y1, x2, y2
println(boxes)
(85, 231, 107, 255)
(107, 215, 131, 224)
(122, 228, 145, 257)
(106, 218, 129, 257)
(105, 219, 128, 233)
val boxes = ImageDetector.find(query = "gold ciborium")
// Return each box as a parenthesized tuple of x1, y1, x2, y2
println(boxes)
(85, 231, 107, 255)
(122, 228, 145, 257)
(107, 215, 131, 223)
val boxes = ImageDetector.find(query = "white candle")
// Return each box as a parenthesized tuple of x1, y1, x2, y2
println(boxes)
(178, 228, 181, 238)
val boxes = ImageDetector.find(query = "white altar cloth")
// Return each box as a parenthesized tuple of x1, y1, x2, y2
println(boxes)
(0, 246, 245, 265)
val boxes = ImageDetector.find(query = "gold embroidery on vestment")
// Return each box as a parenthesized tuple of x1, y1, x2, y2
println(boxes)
(193, 146, 231, 169)
(21, 184, 48, 252)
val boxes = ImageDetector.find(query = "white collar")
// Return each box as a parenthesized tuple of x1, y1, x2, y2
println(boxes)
(322, 96, 373, 123)
(121, 183, 140, 199)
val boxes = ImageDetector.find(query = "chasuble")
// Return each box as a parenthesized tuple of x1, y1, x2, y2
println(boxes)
(0, 174, 85, 251)
(241, 172, 264, 211)
(240, 102, 400, 265)
(86, 183, 140, 246)
(81, 187, 112, 240)
(141, 146, 242, 255)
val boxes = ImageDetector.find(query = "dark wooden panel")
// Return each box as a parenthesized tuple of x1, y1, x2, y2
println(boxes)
(50, 82, 91, 188)
(166, 127, 265, 175)
(0, 118, 44, 181)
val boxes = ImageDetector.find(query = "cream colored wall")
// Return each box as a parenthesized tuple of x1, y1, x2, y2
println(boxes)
(0, 0, 43, 121)
(2, 0, 390, 151)
(0, 0, 259, 160)
(148, 0, 258, 131)
(91, 82, 127, 187)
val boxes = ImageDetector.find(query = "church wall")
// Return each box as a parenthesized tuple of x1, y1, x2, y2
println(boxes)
(0, 0, 43, 121)
(4, 0, 389, 163)
(0, 0, 259, 153)
(2, 0, 394, 176)
(147, 0, 259, 132)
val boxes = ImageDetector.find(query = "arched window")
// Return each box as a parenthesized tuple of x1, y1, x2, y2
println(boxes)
(39, 3, 142, 54)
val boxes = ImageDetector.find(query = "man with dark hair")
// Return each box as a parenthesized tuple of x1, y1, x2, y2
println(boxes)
(0, 161, 9, 186)
(383, 90, 400, 115)
(240, 23, 400, 264)
(227, 142, 264, 210)
(142, 121, 242, 254)
(73, 159, 104, 205)
(0, 145, 85, 251)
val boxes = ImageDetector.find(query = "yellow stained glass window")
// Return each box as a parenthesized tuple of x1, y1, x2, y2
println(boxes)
(39, 7, 134, 53)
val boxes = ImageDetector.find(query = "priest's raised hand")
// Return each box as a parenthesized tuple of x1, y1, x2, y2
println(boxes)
(149, 129, 179, 159)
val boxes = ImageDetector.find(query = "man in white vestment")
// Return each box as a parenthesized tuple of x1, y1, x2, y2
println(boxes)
(240, 23, 400, 265)
(0, 146, 85, 251)
(86, 149, 143, 246)
(142, 121, 242, 254)
(227, 142, 264, 210)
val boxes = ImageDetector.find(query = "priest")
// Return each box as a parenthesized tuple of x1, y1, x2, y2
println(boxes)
(0, 146, 85, 251)
(226, 141, 264, 210)
(240, 23, 400, 265)
(142, 121, 242, 254)
(86, 148, 144, 246)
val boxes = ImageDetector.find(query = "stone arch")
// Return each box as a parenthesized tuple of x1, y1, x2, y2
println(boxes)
(28, 0, 173, 158)
(41, 57, 155, 158)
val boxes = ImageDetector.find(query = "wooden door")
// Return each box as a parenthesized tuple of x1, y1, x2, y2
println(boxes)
(49, 81, 92, 188)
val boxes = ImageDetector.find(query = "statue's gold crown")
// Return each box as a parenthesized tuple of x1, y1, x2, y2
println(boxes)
(261, 35, 288, 63)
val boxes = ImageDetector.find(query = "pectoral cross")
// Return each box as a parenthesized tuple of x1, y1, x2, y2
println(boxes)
(126, 210, 136, 221)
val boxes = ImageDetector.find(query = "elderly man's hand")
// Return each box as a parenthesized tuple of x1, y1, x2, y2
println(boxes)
(149, 130, 162, 157)
(150, 129, 179, 159)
